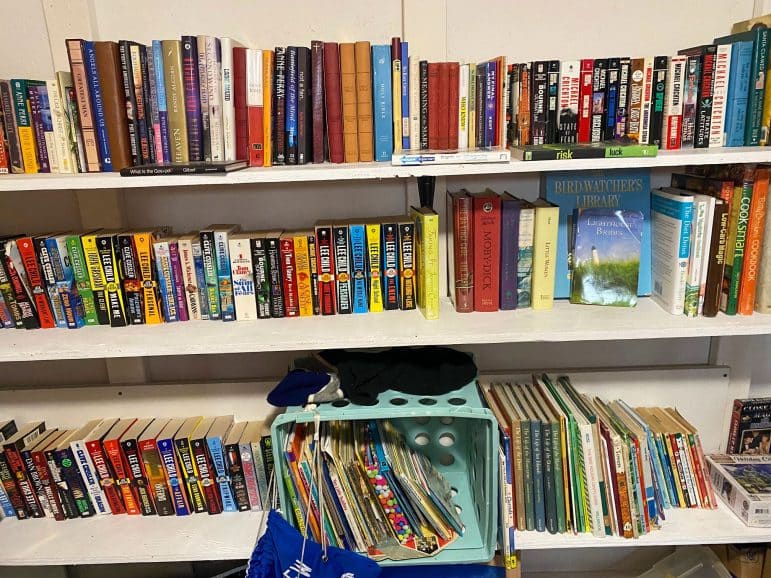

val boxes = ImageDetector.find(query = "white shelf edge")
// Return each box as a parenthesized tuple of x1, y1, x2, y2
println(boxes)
(1, 147, 770, 191)
(3, 298, 771, 362)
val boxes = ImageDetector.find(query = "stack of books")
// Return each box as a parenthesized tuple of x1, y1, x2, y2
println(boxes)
(0, 417, 274, 520)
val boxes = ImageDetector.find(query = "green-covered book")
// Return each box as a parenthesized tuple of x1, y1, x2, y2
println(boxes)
(570, 208, 643, 306)
(511, 141, 658, 161)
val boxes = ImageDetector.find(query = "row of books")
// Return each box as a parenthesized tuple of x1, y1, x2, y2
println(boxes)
(279, 419, 462, 561)
(0, 209, 439, 331)
(480, 375, 715, 551)
(508, 26, 771, 160)
(0, 416, 275, 521)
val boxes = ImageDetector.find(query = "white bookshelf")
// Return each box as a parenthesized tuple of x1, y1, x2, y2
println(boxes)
(0, 147, 769, 191)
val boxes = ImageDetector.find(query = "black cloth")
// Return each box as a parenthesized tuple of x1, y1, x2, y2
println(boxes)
(319, 346, 477, 405)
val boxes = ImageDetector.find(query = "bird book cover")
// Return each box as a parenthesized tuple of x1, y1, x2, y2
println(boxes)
(570, 208, 644, 306)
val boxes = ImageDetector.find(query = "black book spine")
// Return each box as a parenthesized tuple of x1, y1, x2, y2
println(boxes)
(531, 61, 548, 145)
(273, 47, 287, 164)
(0, 80, 24, 172)
(2, 243, 40, 329)
(296, 47, 312, 164)
(590, 58, 607, 143)
(307, 233, 320, 315)
(615, 58, 631, 139)
(333, 226, 352, 314)
(129, 44, 151, 164)
(649, 56, 668, 147)
(21, 448, 47, 517)
(119, 41, 141, 166)
(55, 448, 95, 517)
(96, 234, 127, 327)
(266, 237, 285, 318)
(476, 64, 486, 147)
(118, 234, 144, 325)
(419, 60, 429, 149)
(604, 57, 620, 140)
(138, 46, 156, 164)
(546, 60, 560, 144)
(695, 47, 716, 149)
(507, 65, 519, 147)
(225, 442, 250, 511)
(381, 223, 400, 310)
(120, 439, 156, 516)
(250, 237, 271, 319)
(45, 448, 78, 519)
(285, 46, 299, 165)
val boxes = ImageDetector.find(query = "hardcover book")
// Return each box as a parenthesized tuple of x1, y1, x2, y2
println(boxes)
(651, 189, 694, 314)
(471, 190, 501, 312)
(372, 45, 393, 162)
(569, 209, 643, 307)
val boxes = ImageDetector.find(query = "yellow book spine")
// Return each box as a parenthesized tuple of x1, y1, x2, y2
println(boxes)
(80, 234, 107, 291)
(18, 125, 38, 174)
(532, 205, 559, 310)
(411, 208, 440, 320)
(392, 60, 402, 152)
(263, 50, 273, 167)
(162, 40, 189, 163)
(761, 66, 771, 145)
(366, 224, 384, 312)
(293, 234, 314, 317)
(133, 232, 163, 324)
(724, 185, 743, 269)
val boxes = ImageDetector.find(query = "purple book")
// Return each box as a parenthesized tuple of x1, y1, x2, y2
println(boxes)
(484, 60, 497, 147)
(500, 194, 522, 310)
(181, 36, 203, 161)
(169, 241, 189, 321)
(26, 83, 51, 172)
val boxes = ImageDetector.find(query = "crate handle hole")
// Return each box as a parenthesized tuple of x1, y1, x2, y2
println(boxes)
(448, 397, 466, 406)
(414, 433, 431, 446)
(450, 487, 458, 497)
(331, 400, 350, 408)
(440, 453, 455, 466)
(390, 397, 408, 406)
(419, 398, 437, 406)
(440, 416, 454, 425)
(455, 505, 462, 515)
(415, 416, 430, 425)
(438, 432, 456, 447)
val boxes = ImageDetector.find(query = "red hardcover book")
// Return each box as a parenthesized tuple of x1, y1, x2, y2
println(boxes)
(280, 235, 300, 317)
(103, 419, 140, 515)
(31, 443, 65, 521)
(85, 437, 125, 515)
(471, 191, 501, 312)
(448, 62, 460, 149)
(438, 62, 450, 150)
(577, 59, 594, 143)
(233, 47, 249, 161)
(323, 43, 344, 163)
(449, 191, 474, 312)
(311, 41, 325, 163)
(15, 237, 55, 328)
(427, 63, 440, 149)
(314, 225, 336, 315)
(246, 49, 264, 167)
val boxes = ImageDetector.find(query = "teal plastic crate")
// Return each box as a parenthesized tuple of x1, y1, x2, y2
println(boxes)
(271, 381, 498, 567)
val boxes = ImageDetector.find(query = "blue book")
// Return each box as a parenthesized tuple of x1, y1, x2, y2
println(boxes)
(152, 40, 171, 163)
(401, 41, 410, 150)
(500, 194, 522, 310)
(285, 46, 299, 164)
(214, 230, 236, 322)
(0, 483, 15, 517)
(372, 44, 393, 161)
(349, 224, 369, 313)
(724, 40, 753, 147)
(206, 435, 238, 512)
(541, 169, 652, 298)
(51, 236, 84, 329)
(651, 189, 693, 315)
(193, 242, 210, 320)
(82, 40, 112, 171)
(484, 60, 497, 147)
(154, 241, 179, 322)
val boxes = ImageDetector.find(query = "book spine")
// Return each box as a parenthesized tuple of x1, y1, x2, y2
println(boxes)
(139, 440, 174, 516)
(280, 237, 300, 317)
(724, 176, 754, 314)
(250, 238, 271, 319)
(27, 83, 51, 172)
(118, 42, 140, 165)
(44, 447, 78, 518)
(485, 61, 498, 146)
(663, 56, 685, 150)
(468, 60, 477, 148)
(245, 48, 265, 167)
(154, 241, 177, 322)
(157, 438, 190, 515)
(71, 439, 110, 515)
(10, 79, 38, 173)
(152, 41, 171, 163)
(745, 29, 769, 145)
(194, 37, 210, 161)
(473, 196, 501, 311)
(32, 449, 64, 519)
(214, 230, 234, 321)
(239, 441, 262, 510)
(333, 226, 352, 314)
(120, 439, 155, 515)
(323, 43, 344, 163)
(307, 234, 320, 315)
(590, 59, 607, 143)
(65, 42, 100, 171)
(725, 41, 752, 147)
(56, 448, 95, 517)
(354, 41, 373, 162)
(428, 62, 440, 148)
(448, 62, 460, 149)
(458, 63, 470, 148)
(84, 439, 125, 515)
(199, 231, 221, 320)
(709, 44, 732, 147)
(399, 222, 416, 311)
(0, 452, 28, 518)
(192, 438, 222, 514)
(695, 47, 716, 149)
(381, 222, 400, 310)
(649, 56, 668, 147)
(225, 442, 250, 511)
(2, 242, 40, 329)
(233, 47, 249, 162)
(83, 41, 112, 170)
(168, 241, 189, 321)
(314, 227, 336, 315)
(162, 40, 189, 162)
(96, 235, 127, 327)
(311, 41, 325, 164)
(532, 206, 558, 310)
(614, 58, 631, 139)
(703, 202, 729, 317)
(391, 39, 402, 152)
(739, 168, 769, 313)
(451, 194, 474, 312)
(264, 51, 274, 166)
(546, 60, 561, 143)
(145, 45, 163, 163)
(285, 46, 299, 165)
(181, 36, 203, 161)
(266, 237, 285, 318)
(577, 59, 594, 143)
(174, 438, 206, 513)
(652, 193, 693, 314)
(348, 225, 368, 313)
(65, 236, 98, 325)
(103, 439, 140, 515)
(273, 47, 287, 164)
(625, 58, 644, 142)
(229, 237, 257, 321)
(118, 234, 143, 325)
(177, 238, 201, 321)
(372, 45, 393, 161)
(129, 44, 150, 164)
(291, 235, 313, 317)
(221, 38, 237, 161)
(500, 201, 520, 310)
(5, 444, 43, 517)
(518, 64, 531, 145)
(559, 61, 580, 143)
(414, 210, 440, 320)
(133, 232, 163, 324)
(16, 237, 55, 328)
(296, 47, 311, 164)
(250, 440, 268, 507)
(366, 224, 383, 312)
(420, 60, 429, 149)
(20, 447, 50, 518)
(0, 80, 24, 172)
(206, 37, 224, 161)
(140, 44, 157, 162)
(639, 57, 655, 145)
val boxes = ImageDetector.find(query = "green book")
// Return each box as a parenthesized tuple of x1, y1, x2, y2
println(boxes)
(65, 234, 99, 326)
(534, 379, 568, 534)
(525, 384, 561, 534)
(725, 172, 755, 314)
(512, 141, 659, 161)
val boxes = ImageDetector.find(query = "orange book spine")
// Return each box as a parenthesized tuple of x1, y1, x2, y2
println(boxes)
(355, 41, 373, 161)
(340, 43, 359, 163)
(739, 167, 770, 314)
(103, 438, 141, 515)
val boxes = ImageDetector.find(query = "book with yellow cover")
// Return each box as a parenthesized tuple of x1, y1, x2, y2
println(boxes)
(11, 79, 38, 174)
(410, 206, 439, 320)
(162, 40, 189, 163)
(366, 223, 384, 312)
(531, 199, 559, 310)
(80, 232, 111, 325)
(293, 231, 314, 317)
(262, 50, 273, 167)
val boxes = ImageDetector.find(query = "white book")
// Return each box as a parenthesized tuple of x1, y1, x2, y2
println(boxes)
(468, 62, 477, 148)
(392, 148, 510, 166)
(693, 193, 715, 316)
(639, 57, 655, 145)
(458, 64, 469, 149)
(70, 419, 111, 515)
(651, 189, 694, 315)
(195, 35, 210, 161)
(50, 74, 75, 173)
(229, 234, 257, 321)
(710, 44, 732, 147)
(662, 56, 687, 150)
(682, 192, 707, 317)
(409, 56, 420, 150)
(220, 38, 242, 161)
(558, 61, 580, 143)
(205, 36, 225, 161)
(246, 49, 263, 107)
(177, 233, 202, 321)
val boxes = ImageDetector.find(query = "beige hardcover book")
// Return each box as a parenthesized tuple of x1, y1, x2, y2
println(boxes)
(491, 382, 527, 531)
(162, 40, 189, 163)
(340, 43, 359, 162)
(354, 42, 375, 161)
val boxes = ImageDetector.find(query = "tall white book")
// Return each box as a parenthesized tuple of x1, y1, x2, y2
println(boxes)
(409, 56, 420, 150)
(220, 37, 243, 161)
(229, 233, 258, 321)
(651, 189, 694, 315)
(177, 233, 203, 321)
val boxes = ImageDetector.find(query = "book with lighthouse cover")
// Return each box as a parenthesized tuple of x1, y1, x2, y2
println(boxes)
(570, 208, 643, 306)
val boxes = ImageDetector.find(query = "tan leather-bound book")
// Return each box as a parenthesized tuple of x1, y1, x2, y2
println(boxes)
(161, 40, 189, 163)
(339, 43, 358, 163)
(354, 41, 373, 162)
(94, 41, 132, 170)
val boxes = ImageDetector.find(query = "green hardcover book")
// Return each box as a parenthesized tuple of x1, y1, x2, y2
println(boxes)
(715, 28, 769, 145)
(65, 234, 99, 326)
(523, 384, 558, 534)
(514, 385, 546, 533)
(724, 169, 755, 315)
(512, 141, 658, 161)
(509, 389, 535, 531)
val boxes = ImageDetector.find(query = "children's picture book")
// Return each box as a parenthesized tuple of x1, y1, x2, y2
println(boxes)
(570, 208, 643, 306)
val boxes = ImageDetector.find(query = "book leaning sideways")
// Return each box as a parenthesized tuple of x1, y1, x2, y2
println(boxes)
(120, 160, 247, 176)
(392, 147, 510, 166)
(707, 454, 771, 527)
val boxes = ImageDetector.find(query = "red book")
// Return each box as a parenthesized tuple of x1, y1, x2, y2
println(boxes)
(427, 63, 440, 149)
(314, 225, 336, 315)
(438, 62, 450, 150)
(103, 419, 141, 515)
(191, 435, 222, 515)
(280, 235, 300, 317)
(471, 191, 501, 312)
(4, 441, 43, 517)
(448, 62, 460, 149)
(577, 59, 594, 143)
(233, 47, 249, 161)
(323, 43, 344, 163)
(85, 437, 125, 515)
(311, 41, 325, 164)
(15, 237, 55, 328)
(31, 444, 65, 521)
(449, 191, 474, 312)
(246, 49, 264, 167)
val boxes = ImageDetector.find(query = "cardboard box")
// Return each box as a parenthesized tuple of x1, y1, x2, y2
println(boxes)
(726, 545, 765, 578)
